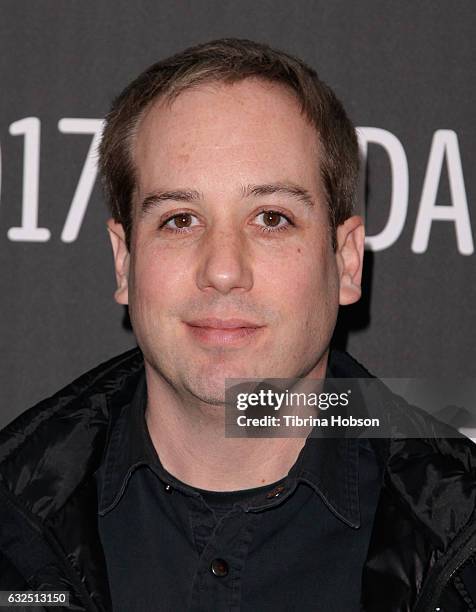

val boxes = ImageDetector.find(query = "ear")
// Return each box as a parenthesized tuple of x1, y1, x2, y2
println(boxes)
(106, 218, 130, 305)
(336, 215, 365, 306)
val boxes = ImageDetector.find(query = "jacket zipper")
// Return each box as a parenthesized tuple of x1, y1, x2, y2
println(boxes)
(414, 532, 476, 612)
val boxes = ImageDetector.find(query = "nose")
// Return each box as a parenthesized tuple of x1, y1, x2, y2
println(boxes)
(195, 225, 253, 294)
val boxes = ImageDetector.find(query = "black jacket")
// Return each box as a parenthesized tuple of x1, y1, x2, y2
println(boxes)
(1, 348, 476, 611)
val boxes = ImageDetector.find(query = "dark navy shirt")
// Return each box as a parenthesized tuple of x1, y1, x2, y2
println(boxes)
(95, 373, 383, 611)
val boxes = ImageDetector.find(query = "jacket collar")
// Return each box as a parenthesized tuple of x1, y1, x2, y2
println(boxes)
(0, 348, 144, 521)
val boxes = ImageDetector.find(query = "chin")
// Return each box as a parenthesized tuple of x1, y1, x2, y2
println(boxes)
(181, 361, 255, 404)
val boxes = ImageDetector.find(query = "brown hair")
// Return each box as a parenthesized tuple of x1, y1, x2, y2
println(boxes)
(99, 38, 359, 250)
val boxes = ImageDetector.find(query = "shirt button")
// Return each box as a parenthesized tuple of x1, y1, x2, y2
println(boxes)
(266, 484, 286, 499)
(164, 484, 173, 494)
(210, 558, 229, 577)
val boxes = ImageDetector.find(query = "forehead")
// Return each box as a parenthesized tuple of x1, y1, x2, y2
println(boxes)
(132, 78, 321, 196)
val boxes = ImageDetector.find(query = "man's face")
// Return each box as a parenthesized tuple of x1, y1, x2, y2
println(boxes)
(109, 78, 363, 405)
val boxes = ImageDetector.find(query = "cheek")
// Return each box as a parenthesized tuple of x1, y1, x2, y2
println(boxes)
(290, 248, 340, 355)
(260, 244, 338, 311)
(128, 248, 188, 322)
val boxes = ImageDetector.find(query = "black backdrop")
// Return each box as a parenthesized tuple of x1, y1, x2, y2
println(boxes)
(1, 1, 475, 428)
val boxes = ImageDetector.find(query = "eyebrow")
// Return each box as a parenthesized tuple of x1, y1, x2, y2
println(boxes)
(140, 189, 202, 215)
(139, 181, 315, 215)
(241, 182, 315, 207)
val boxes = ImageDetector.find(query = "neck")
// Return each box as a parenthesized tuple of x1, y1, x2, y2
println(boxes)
(144, 357, 328, 491)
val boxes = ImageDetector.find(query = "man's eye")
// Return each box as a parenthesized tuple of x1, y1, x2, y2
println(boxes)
(255, 210, 293, 232)
(161, 213, 199, 232)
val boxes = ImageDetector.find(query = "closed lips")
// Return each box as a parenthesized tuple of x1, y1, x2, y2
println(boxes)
(186, 318, 262, 329)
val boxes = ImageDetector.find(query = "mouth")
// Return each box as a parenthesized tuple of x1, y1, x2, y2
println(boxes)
(184, 318, 265, 346)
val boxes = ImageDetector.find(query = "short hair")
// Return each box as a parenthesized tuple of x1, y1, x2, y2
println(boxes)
(99, 38, 359, 250)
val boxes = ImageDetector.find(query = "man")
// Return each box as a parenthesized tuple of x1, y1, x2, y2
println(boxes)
(1, 38, 475, 611)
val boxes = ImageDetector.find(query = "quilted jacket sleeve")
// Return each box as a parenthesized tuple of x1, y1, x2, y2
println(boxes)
(0, 550, 29, 589)
(0, 551, 48, 611)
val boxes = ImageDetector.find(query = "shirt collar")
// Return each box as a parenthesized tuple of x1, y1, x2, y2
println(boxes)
(286, 351, 361, 528)
(96, 349, 361, 528)
(96, 373, 156, 515)
(288, 435, 360, 528)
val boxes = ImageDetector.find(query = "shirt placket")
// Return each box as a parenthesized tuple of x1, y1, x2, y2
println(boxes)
(188, 499, 259, 612)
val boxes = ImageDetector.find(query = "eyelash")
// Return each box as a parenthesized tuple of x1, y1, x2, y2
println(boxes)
(159, 210, 294, 234)
(159, 213, 198, 234)
(256, 210, 293, 233)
